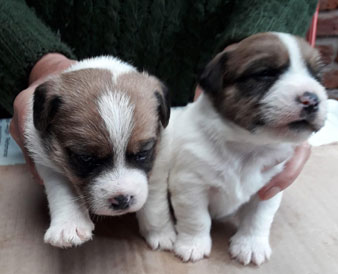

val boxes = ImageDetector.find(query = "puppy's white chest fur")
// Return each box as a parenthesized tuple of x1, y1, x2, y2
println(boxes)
(206, 143, 290, 218)
(166, 96, 293, 219)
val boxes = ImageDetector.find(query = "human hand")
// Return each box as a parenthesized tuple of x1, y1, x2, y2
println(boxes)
(10, 53, 76, 184)
(258, 142, 311, 200)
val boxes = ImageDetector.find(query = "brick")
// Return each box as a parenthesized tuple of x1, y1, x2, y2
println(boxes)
(323, 69, 338, 89)
(316, 45, 335, 64)
(319, 0, 338, 10)
(317, 11, 338, 36)
(327, 89, 338, 100)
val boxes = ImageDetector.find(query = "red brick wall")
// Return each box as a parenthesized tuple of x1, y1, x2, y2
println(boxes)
(316, 0, 338, 99)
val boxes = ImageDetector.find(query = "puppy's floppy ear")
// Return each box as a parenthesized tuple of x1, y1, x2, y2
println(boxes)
(33, 80, 63, 133)
(154, 84, 171, 128)
(198, 51, 228, 94)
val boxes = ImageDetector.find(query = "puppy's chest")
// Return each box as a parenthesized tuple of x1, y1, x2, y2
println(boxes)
(206, 144, 292, 219)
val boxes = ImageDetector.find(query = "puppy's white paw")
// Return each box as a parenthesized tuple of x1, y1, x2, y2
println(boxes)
(143, 228, 176, 251)
(174, 234, 211, 262)
(44, 217, 95, 248)
(229, 234, 271, 266)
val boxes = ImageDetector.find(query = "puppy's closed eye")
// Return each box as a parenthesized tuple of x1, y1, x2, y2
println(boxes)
(306, 62, 323, 82)
(67, 148, 112, 178)
(127, 139, 156, 172)
(133, 150, 151, 162)
(249, 69, 282, 81)
(239, 63, 288, 83)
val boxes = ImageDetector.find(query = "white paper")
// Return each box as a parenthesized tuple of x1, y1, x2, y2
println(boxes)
(0, 119, 25, 166)
(309, 99, 338, 146)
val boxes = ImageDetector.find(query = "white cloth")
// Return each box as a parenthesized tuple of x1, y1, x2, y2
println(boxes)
(309, 99, 338, 146)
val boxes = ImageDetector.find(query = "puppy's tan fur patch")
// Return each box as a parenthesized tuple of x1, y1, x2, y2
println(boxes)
(39, 69, 115, 183)
(226, 33, 289, 76)
(295, 37, 323, 78)
(116, 72, 162, 154)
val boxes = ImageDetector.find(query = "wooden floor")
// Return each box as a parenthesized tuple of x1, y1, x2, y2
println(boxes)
(0, 145, 337, 274)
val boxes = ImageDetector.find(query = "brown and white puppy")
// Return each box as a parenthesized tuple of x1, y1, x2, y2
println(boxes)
(24, 56, 170, 247)
(137, 32, 327, 265)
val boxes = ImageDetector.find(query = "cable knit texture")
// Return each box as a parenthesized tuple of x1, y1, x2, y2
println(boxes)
(0, 0, 317, 113)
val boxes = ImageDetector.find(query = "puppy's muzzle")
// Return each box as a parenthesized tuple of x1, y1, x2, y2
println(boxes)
(288, 91, 321, 131)
(109, 195, 134, 210)
(298, 92, 319, 116)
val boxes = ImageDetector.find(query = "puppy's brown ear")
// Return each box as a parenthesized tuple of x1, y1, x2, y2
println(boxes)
(154, 84, 171, 128)
(198, 51, 228, 94)
(33, 81, 62, 133)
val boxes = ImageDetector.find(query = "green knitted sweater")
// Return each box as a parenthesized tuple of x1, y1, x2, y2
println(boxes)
(0, 0, 317, 114)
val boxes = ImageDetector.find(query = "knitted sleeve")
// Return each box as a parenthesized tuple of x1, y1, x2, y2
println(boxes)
(0, 0, 75, 114)
(215, 0, 318, 51)
(155, 0, 318, 106)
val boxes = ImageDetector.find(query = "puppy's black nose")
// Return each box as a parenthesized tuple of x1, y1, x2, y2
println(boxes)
(298, 92, 319, 114)
(110, 195, 133, 210)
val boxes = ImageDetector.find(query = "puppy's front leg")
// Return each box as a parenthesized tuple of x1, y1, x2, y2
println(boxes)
(229, 192, 282, 265)
(172, 187, 212, 262)
(36, 164, 94, 248)
(137, 170, 176, 251)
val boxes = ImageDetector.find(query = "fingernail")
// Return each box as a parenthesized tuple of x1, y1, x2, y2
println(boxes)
(262, 187, 281, 200)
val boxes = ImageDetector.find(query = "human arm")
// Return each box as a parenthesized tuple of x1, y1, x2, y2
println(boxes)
(258, 142, 311, 200)
(10, 53, 76, 184)
(0, 0, 75, 114)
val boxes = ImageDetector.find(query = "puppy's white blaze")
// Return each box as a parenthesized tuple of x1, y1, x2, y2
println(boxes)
(66, 56, 136, 82)
(274, 32, 307, 73)
(89, 167, 148, 216)
(97, 91, 135, 161)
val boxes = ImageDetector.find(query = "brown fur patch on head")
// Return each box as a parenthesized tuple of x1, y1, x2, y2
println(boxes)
(37, 69, 116, 183)
(116, 72, 166, 154)
(295, 37, 324, 81)
(199, 32, 290, 131)
(225, 33, 289, 77)
(54, 69, 114, 153)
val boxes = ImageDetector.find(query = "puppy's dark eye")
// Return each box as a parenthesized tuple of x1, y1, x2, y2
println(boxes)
(68, 151, 96, 165)
(126, 139, 156, 172)
(76, 154, 95, 164)
(127, 149, 154, 173)
(66, 148, 111, 178)
(133, 150, 150, 162)
(306, 63, 322, 82)
(253, 69, 280, 80)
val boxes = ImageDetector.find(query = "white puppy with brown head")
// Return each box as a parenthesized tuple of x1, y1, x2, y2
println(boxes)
(136, 32, 327, 265)
(25, 56, 170, 248)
